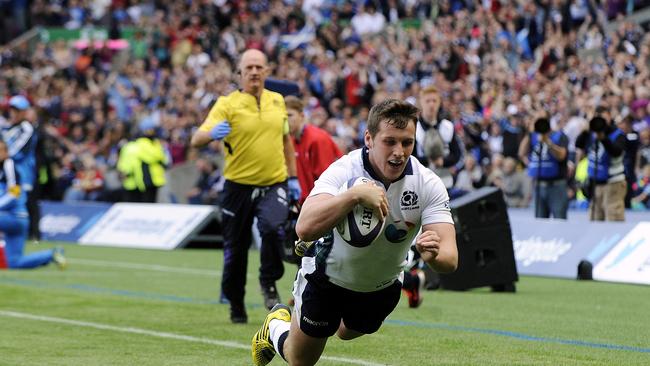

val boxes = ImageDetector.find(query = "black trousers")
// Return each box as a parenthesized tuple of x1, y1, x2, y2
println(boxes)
(26, 190, 40, 240)
(122, 187, 158, 203)
(220, 179, 289, 307)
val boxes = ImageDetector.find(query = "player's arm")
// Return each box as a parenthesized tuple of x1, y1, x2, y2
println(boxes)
(296, 183, 388, 241)
(283, 133, 297, 177)
(191, 97, 230, 148)
(416, 222, 458, 273)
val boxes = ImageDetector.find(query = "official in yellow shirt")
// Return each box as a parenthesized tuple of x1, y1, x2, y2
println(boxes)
(191, 49, 299, 323)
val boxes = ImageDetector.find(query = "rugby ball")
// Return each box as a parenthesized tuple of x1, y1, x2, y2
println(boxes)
(336, 177, 386, 248)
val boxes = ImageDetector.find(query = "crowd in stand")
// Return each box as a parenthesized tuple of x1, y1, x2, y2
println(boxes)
(1, 0, 650, 210)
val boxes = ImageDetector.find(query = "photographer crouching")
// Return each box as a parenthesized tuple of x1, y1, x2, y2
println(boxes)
(519, 116, 569, 219)
(575, 111, 627, 221)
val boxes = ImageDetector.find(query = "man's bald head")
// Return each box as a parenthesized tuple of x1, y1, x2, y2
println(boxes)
(238, 49, 269, 98)
(238, 49, 268, 70)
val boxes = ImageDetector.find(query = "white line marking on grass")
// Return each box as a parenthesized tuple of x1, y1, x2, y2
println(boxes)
(0, 310, 385, 366)
(69, 258, 222, 277)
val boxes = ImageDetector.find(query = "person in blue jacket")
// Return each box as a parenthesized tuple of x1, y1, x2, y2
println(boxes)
(3, 95, 39, 239)
(0, 139, 65, 269)
(519, 117, 569, 219)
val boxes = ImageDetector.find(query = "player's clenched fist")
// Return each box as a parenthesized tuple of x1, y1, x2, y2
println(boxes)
(415, 230, 440, 258)
(350, 182, 388, 220)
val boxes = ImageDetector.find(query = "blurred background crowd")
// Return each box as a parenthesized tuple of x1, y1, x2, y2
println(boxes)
(1, 0, 650, 211)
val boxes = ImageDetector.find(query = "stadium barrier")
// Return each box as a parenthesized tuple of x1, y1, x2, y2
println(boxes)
(39, 201, 222, 250)
(40, 201, 112, 242)
(37, 200, 650, 284)
(510, 210, 650, 285)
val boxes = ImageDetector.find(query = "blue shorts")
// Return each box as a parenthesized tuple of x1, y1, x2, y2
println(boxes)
(292, 268, 401, 338)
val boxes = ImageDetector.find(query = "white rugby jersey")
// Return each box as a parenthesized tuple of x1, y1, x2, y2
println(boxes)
(303, 147, 453, 292)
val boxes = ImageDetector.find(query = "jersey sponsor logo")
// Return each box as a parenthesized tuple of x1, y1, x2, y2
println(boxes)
(385, 224, 407, 243)
(400, 190, 419, 210)
(443, 200, 450, 210)
(384, 221, 415, 243)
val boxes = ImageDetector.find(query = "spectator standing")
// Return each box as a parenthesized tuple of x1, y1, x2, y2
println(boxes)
(191, 49, 299, 323)
(132, 120, 168, 203)
(575, 116, 627, 221)
(285, 95, 342, 204)
(494, 157, 531, 208)
(616, 116, 639, 208)
(413, 86, 465, 191)
(117, 140, 140, 202)
(519, 117, 570, 218)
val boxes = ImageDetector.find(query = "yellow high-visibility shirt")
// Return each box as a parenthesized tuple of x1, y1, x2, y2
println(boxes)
(199, 89, 289, 186)
(117, 141, 138, 191)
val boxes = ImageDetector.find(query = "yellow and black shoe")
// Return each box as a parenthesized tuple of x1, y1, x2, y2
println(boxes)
(52, 247, 67, 270)
(251, 304, 291, 366)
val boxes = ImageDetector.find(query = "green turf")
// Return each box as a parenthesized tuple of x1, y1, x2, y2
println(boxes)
(1, 242, 649, 365)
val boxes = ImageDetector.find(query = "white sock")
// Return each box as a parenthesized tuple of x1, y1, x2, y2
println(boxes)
(269, 318, 291, 355)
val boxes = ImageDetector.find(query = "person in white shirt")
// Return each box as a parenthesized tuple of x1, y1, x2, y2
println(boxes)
(251, 98, 458, 366)
(351, 3, 386, 35)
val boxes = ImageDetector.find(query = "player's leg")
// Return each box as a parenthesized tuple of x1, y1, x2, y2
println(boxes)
(590, 185, 606, 221)
(339, 280, 401, 339)
(220, 181, 255, 323)
(284, 312, 329, 365)
(401, 268, 426, 308)
(255, 181, 289, 309)
(253, 266, 338, 365)
(548, 182, 568, 219)
(1, 214, 52, 269)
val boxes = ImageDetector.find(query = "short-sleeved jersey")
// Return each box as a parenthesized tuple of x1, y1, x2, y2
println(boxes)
(198, 89, 289, 186)
(304, 147, 453, 292)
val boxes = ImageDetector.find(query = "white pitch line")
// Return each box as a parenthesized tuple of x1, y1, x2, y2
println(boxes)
(0, 310, 385, 366)
(69, 258, 222, 277)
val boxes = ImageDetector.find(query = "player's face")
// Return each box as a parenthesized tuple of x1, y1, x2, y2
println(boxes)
(365, 120, 416, 183)
(239, 51, 269, 95)
(287, 108, 303, 136)
(419, 92, 441, 121)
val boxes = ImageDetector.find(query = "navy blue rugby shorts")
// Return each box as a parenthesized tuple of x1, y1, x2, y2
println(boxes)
(292, 267, 401, 338)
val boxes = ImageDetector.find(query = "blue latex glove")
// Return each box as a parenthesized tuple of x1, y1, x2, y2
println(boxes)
(287, 177, 301, 202)
(209, 121, 231, 141)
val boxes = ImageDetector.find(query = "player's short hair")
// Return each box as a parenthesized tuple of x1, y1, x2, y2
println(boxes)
(419, 85, 440, 97)
(367, 99, 419, 137)
(284, 96, 304, 112)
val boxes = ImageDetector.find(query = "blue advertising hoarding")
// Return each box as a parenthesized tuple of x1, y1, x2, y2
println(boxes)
(39, 201, 112, 242)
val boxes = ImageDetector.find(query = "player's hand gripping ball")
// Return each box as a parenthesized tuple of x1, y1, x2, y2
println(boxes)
(336, 177, 386, 247)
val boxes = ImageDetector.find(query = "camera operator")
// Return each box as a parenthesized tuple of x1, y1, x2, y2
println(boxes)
(575, 113, 627, 221)
(519, 117, 569, 219)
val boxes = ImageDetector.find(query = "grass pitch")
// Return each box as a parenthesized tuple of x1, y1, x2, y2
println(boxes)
(1, 242, 649, 365)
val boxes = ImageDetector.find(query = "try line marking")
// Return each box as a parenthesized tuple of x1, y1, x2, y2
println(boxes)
(0, 310, 384, 366)
(69, 258, 223, 277)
